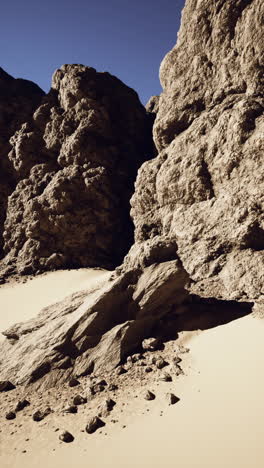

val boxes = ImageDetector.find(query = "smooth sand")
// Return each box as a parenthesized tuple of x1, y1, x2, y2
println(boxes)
(0, 271, 263, 468)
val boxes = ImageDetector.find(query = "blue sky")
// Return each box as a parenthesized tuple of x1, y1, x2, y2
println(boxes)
(1, 0, 185, 104)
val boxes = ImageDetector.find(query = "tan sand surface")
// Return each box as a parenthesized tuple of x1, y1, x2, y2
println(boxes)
(0, 272, 263, 468)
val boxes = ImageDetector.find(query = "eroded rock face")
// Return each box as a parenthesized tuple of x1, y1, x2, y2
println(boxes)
(0, 256, 189, 388)
(132, 0, 264, 302)
(0, 68, 44, 256)
(2, 64, 153, 274)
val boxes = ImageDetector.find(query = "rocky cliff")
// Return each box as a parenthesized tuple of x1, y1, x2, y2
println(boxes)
(133, 0, 264, 301)
(0, 68, 44, 257)
(0, 0, 263, 388)
(1, 64, 153, 276)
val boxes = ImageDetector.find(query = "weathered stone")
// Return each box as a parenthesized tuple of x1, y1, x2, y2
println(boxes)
(144, 390, 155, 401)
(0, 68, 44, 256)
(142, 338, 161, 351)
(1, 64, 153, 275)
(32, 407, 52, 422)
(131, 0, 264, 302)
(59, 431, 74, 443)
(68, 378, 80, 388)
(15, 399, 30, 412)
(72, 395, 87, 406)
(152, 357, 167, 369)
(0, 381, 16, 392)
(0, 253, 188, 388)
(5, 411, 16, 420)
(85, 416, 105, 434)
(166, 393, 180, 405)
(159, 372, 172, 382)
(98, 398, 116, 417)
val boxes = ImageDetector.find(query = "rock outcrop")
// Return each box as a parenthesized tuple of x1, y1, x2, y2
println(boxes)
(1, 0, 263, 388)
(1, 64, 153, 275)
(132, 0, 264, 302)
(0, 257, 188, 387)
(0, 68, 44, 256)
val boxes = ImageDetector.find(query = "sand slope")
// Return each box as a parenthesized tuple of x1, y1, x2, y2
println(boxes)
(0, 272, 263, 468)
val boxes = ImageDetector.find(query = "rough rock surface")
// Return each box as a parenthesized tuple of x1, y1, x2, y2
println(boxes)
(1, 64, 153, 275)
(132, 0, 264, 302)
(0, 257, 188, 387)
(0, 68, 44, 256)
(1, 0, 262, 389)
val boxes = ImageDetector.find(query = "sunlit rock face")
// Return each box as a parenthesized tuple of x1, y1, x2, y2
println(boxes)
(131, 0, 264, 301)
(0, 67, 44, 257)
(1, 64, 154, 274)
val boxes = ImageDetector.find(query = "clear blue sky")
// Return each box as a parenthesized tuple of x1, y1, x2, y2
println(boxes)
(1, 0, 185, 104)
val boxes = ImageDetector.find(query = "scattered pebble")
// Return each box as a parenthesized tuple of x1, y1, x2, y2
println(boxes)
(0, 381, 16, 392)
(63, 405, 78, 414)
(59, 431, 74, 443)
(15, 399, 30, 412)
(73, 395, 87, 406)
(68, 378, 80, 388)
(144, 390, 156, 401)
(142, 337, 161, 351)
(6, 411, 16, 420)
(86, 416, 105, 434)
(159, 372, 172, 382)
(166, 393, 180, 405)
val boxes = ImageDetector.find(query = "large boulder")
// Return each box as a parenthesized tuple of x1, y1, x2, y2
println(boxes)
(0, 254, 189, 388)
(1, 64, 153, 274)
(131, 0, 264, 302)
(0, 68, 44, 256)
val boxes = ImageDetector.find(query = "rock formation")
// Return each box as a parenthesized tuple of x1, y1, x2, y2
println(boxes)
(1, 64, 153, 275)
(133, 0, 264, 302)
(0, 0, 263, 388)
(0, 68, 44, 256)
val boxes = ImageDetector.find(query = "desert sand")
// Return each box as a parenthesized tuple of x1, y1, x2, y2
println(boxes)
(0, 270, 263, 468)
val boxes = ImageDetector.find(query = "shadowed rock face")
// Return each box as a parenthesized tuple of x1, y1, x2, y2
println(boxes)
(0, 68, 44, 256)
(1, 64, 154, 274)
(132, 0, 264, 302)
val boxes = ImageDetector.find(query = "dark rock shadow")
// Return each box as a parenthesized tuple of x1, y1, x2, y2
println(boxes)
(156, 295, 254, 342)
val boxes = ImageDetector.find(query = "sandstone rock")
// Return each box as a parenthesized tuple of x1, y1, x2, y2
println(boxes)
(131, 0, 264, 302)
(5, 411, 16, 420)
(1, 64, 153, 275)
(15, 399, 30, 412)
(159, 372, 172, 382)
(166, 393, 180, 405)
(142, 338, 161, 351)
(59, 431, 74, 443)
(146, 95, 159, 115)
(72, 395, 87, 406)
(0, 381, 16, 392)
(68, 378, 80, 388)
(0, 249, 188, 388)
(86, 416, 105, 434)
(145, 366, 153, 373)
(144, 390, 155, 401)
(98, 398, 116, 417)
(32, 407, 52, 422)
